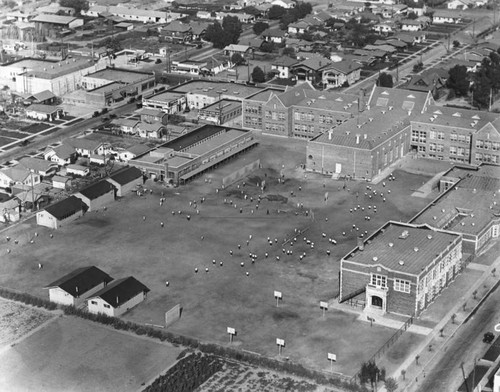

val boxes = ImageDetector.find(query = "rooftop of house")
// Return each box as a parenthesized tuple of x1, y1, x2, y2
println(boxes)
(223, 44, 251, 52)
(343, 221, 461, 276)
(126, 144, 152, 156)
(65, 137, 103, 151)
(43, 195, 84, 220)
(136, 108, 165, 117)
(272, 56, 300, 67)
(321, 59, 363, 74)
(0, 167, 31, 182)
(77, 180, 115, 200)
(31, 14, 80, 25)
(31, 90, 57, 102)
(113, 118, 140, 128)
(163, 20, 191, 33)
(26, 104, 62, 114)
(262, 28, 287, 37)
(88, 276, 150, 308)
(18, 157, 56, 172)
(108, 5, 167, 18)
(45, 266, 113, 297)
(138, 122, 165, 132)
(292, 57, 333, 71)
(190, 21, 209, 35)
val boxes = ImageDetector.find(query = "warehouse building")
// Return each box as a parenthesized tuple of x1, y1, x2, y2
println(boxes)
(74, 180, 115, 211)
(340, 221, 463, 317)
(130, 124, 257, 185)
(36, 195, 85, 229)
(106, 167, 143, 197)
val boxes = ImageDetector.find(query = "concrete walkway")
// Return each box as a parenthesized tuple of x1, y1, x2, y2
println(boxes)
(411, 171, 446, 198)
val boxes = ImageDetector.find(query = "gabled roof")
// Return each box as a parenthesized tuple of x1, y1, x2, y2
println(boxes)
(45, 266, 113, 297)
(0, 167, 31, 183)
(88, 276, 150, 308)
(163, 20, 191, 33)
(108, 167, 143, 186)
(137, 108, 165, 117)
(78, 180, 115, 200)
(113, 118, 140, 128)
(126, 144, 152, 156)
(292, 57, 332, 72)
(18, 157, 56, 173)
(138, 122, 165, 132)
(224, 44, 251, 52)
(32, 90, 56, 102)
(27, 104, 61, 114)
(322, 60, 362, 74)
(190, 21, 209, 35)
(51, 144, 76, 159)
(262, 28, 286, 38)
(43, 195, 84, 220)
(272, 56, 300, 67)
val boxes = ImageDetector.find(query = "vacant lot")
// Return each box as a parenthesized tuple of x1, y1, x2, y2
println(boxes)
(0, 135, 436, 376)
(0, 316, 183, 392)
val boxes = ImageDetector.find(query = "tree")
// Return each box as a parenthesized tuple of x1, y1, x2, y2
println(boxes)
(385, 377, 398, 392)
(222, 16, 242, 44)
(283, 47, 295, 58)
(231, 53, 245, 66)
(268, 5, 286, 19)
(413, 62, 424, 73)
(59, 0, 89, 15)
(447, 65, 469, 96)
(260, 41, 275, 53)
(205, 22, 227, 49)
(453, 40, 460, 48)
(253, 21, 269, 35)
(378, 72, 393, 87)
(407, 11, 418, 19)
(102, 37, 122, 53)
(359, 361, 380, 388)
(251, 66, 266, 83)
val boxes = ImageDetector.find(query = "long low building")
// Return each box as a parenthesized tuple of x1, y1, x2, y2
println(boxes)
(130, 124, 258, 185)
(36, 195, 85, 229)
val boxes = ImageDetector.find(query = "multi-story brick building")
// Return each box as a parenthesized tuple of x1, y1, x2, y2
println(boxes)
(411, 164, 500, 255)
(306, 87, 431, 179)
(340, 221, 463, 317)
(410, 106, 500, 165)
(242, 88, 285, 132)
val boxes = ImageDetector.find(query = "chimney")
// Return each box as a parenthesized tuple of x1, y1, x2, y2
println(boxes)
(357, 237, 364, 250)
(116, 296, 119, 305)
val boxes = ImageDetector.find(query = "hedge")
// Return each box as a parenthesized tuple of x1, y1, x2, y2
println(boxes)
(0, 288, 367, 392)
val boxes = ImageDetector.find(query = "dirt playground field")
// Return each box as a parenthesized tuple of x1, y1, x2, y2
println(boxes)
(0, 135, 436, 377)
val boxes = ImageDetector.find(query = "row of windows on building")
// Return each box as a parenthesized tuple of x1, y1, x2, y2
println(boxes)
(370, 274, 412, 294)
(412, 130, 473, 144)
(264, 124, 286, 134)
(265, 111, 286, 121)
(476, 140, 500, 150)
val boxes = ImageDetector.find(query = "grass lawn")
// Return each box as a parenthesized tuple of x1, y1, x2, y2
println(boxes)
(0, 316, 183, 392)
(0, 135, 436, 377)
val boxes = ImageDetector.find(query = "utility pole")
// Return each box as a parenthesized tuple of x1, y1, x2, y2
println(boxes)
(460, 362, 470, 392)
(472, 358, 476, 392)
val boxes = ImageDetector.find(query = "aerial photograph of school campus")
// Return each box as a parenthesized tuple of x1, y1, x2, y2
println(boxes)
(0, 0, 500, 390)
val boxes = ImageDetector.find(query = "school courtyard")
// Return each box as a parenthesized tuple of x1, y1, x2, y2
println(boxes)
(0, 135, 444, 376)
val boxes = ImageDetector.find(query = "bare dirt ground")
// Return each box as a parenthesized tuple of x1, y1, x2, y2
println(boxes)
(0, 135, 437, 377)
(0, 299, 53, 347)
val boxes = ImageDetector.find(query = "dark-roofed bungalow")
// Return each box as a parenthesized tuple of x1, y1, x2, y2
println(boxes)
(75, 180, 115, 211)
(340, 221, 463, 317)
(45, 266, 113, 306)
(36, 195, 85, 229)
(106, 167, 143, 197)
(87, 276, 150, 317)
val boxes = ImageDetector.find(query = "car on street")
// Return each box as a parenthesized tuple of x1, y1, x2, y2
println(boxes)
(483, 332, 495, 343)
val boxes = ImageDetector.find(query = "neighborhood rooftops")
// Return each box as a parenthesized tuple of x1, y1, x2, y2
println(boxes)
(31, 14, 81, 25)
(343, 221, 461, 276)
(44, 266, 113, 297)
(26, 104, 62, 114)
(78, 180, 115, 200)
(4, 57, 95, 79)
(88, 276, 150, 307)
(43, 195, 85, 220)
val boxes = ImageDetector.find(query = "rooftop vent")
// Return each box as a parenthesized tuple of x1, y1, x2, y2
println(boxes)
(388, 106, 393, 111)
(372, 256, 378, 262)
(369, 118, 373, 122)
(399, 260, 404, 266)
(427, 234, 432, 240)
(433, 216, 437, 220)
(399, 230, 409, 239)
(381, 110, 386, 114)
(388, 242, 394, 247)
(414, 247, 419, 252)
(357, 124, 362, 129)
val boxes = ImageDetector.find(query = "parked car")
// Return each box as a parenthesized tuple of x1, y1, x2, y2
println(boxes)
(483, 332, 495, 343)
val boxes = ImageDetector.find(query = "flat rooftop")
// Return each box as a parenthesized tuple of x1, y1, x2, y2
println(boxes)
(166, 155, 192, 168)
(344, 221, 461, 276)
(184, 129, 245, 156)
(200, 99, 241, 112)
(169, 80, 261, 99)
(4, 57, 95, 79)
(84, 68, 153, 84)
(145, 91, 185, 103)
(87, 81, 126, 94)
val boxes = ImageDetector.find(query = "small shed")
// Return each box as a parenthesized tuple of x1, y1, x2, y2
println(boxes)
(106, 167, 143, 197)
(52, 175, 71, 190)
(44, 266, 114, 306)
(66, 164, 90, 177)
(36, 195, 85, 229)
(87, 276, 150, 317)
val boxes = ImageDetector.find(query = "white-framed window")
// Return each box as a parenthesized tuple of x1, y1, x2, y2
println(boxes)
(104, 304, 111, 309)
(371, 274, 387, 288)
(394, 279, 411, 293)
(91, 300, 97, 305)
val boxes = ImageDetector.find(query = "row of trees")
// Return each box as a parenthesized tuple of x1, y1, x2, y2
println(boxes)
(205, 16, 242, 49)
(267, 2, 313, 29)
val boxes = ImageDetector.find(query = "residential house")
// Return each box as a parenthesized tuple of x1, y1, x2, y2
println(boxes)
(36, 195, 85, 229)
(190, 21, 209, 40)
(288, 21, 311, 35)
(25, 104, 64, 122)
(106, 167, 144, 197)
(18, 157, 58, 178)
(136, 108, 168, 125)
(44, 266, 113, 306)
(322, 60, 362, 89)
(196, 11, 214, 19)
(161, 21, 192, 43)
(201, 58, 233, 76)
(44, 144, 76, 166)
(113, 118, 139, 135)
(223, 44, 252, 58)
(65, 138, 108, 157)
(262, 29, 287, 44)
(32, 14, 84, 31)
(0, 167, 41, 190)
(271, 56, 300, 79)
(75, 180, 115, 211)
(137, 122, 166, 139)
(406, 72, 446, 96)
(114, 144, 151, 162)
(373, 22, 395, 34)
(401, 19, 426, 31)
(433, 10, 462, 24)
(15, 189, 49, 212)
(87, 276, 150, 317)
(271, 0, 295, 9)
(0, 194, 20, 223)
(447, 0, 475, 9)
(171, 59, 207, 75)
(290, 57, 333, 83)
